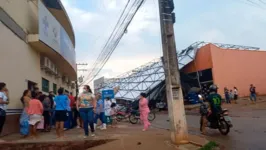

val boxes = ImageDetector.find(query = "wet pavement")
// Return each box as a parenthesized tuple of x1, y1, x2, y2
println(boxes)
(152, 108, 266, 150)
(1, 98, 266, 150)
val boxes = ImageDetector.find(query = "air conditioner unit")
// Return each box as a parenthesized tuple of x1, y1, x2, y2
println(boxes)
(55, 72, 61, 79)
(50, 63, 55, 72)
(54, 67, 58, 75)
(41, 57, 50, 69)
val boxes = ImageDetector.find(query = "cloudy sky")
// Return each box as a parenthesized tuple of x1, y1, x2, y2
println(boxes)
(61, 0, 266, 83)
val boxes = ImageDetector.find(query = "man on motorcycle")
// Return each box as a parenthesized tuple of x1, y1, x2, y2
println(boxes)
(206, 84, 222, 128)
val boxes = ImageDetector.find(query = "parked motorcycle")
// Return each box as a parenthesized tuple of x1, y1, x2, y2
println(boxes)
(200, 109, 233, 135)
(129, 109, 156, 124)
(116, 106, 131, 122)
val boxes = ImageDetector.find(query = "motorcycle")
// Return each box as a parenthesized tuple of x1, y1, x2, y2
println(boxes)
(116, 106, 132, 122)
(200, 109, 233, 135)
(129, 109, 156, 124)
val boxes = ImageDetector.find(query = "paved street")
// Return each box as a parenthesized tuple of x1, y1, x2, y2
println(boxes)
(152, 103, 266, 150)
(1, 123, 203, 150)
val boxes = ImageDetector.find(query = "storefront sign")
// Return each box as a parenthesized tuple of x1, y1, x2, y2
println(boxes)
(38, 1, 76, 71)
(102, 89, 115, 100)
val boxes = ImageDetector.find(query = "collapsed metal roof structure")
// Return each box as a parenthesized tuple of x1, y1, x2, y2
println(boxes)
(98, 42, 260, 101)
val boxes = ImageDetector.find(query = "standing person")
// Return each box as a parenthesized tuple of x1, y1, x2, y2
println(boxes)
(139, 93, 151, 131)
(199, 94, 209, 135)
(250, 84, 257, 103)
(64, 91, 72, 130)
(0, 83, 9, 137)
(229, 90, 234, 104)
(74, 96, 82, 128)
(20, 90, 31, 137)
(233, 87, 238, 104)
(224, 87, 230, 104)
(27, 92, 43, 139)
(54, 88, 69, 139)
(104, 97, 112, 126)
(94, 93, 106, 130)
(31, 87, 39, 98)
(48, 91, 55, 129)
(77, 85, 96, 138)
(110, 103, 117, 128)
(68, 92, 76, 128)
(42, 95, 51, 132)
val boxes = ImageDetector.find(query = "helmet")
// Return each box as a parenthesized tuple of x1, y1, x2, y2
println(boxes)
(209, 84, 218, 92)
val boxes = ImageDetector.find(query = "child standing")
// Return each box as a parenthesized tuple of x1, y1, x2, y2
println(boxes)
(229, 90, 234, 104)
(110, 103, 117, 128)
(104, 97, 112, 126)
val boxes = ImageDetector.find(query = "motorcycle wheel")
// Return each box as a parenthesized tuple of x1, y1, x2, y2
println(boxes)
(218, 120, 230, 135)
(148, 112, 156, 121)
(129, 114, 138, 124)
(116, 114, 124, 122)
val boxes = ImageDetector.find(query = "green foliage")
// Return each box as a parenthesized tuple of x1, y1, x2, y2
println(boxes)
(199, 141, 218, 150)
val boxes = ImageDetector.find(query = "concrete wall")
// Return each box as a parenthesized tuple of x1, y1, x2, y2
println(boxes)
(0, 21, 41, 109)
(182, 44, 213, 73)
(0, 21, 74, 109)
(210, 44, 266, 97)
(0, 0, 38, 34)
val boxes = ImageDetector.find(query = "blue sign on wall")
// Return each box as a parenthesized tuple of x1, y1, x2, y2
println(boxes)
(60, 27, 76, 70)
(39, 1, 76, 72)
(102, 89, 115, 100)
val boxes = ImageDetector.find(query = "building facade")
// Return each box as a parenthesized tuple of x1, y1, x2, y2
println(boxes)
(0, 0, 76, 135)
(182, 43, 266, 97)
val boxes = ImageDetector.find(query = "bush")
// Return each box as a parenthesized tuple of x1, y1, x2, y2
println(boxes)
(199, 141, 218, 150)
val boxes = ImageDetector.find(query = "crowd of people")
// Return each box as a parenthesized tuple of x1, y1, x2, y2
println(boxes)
(0, 82, 151, 140)
(223, 84, 257, 104)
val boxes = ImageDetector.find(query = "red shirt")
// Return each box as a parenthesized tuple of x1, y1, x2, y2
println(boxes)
(69, 95, 75, 108)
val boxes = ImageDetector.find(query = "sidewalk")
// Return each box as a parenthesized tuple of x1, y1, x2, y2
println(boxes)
(0, 123, 208, 150)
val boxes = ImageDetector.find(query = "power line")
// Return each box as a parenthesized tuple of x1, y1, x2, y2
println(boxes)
(79, 0, 132, 86)
(247, 0, 264, 7)
(234, 0, 265, 9)
(84, 0, 131, 80)
(80, 0, 146, 87)
(85, 0, 146, 85)
(258, 0, 266, 5)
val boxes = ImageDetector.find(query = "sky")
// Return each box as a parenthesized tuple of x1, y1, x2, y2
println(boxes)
(61, 0, 266, 85)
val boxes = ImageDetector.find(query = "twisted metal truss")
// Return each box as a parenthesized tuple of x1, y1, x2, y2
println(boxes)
(102, 59, 165, 101)
(98, 42, 260, 101)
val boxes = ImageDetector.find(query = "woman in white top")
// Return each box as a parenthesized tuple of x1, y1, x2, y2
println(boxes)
(0, 82, 9, 136)
(104, 97, 112, 125)
(233, 87, 238, 103)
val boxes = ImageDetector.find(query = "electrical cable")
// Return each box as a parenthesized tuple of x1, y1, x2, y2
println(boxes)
(82, 0, 143, 86)
(80, 0, 146, 87)
(79, 0, 132, 86)
(82, 0, 132, 83)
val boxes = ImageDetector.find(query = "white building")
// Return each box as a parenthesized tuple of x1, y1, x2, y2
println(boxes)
(0, 0, 76, 135)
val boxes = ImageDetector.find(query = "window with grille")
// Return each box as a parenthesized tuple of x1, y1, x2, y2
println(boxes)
(42, 78, 49, 93)
(53, 83, 57, 94)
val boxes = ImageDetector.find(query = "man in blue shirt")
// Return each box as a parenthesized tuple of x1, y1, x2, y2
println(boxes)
(94, 93, 106, 130)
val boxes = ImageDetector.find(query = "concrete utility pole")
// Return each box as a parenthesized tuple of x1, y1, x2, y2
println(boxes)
(158, 0, 189, 144)
(76, 63, 88, 98)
